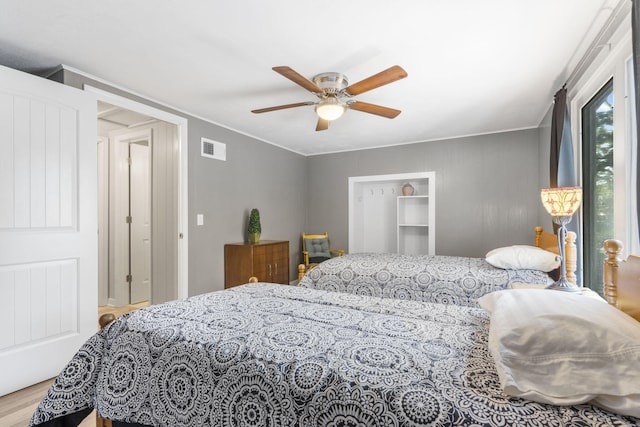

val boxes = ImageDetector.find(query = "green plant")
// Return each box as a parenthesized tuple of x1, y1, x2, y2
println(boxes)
(248, 208, 261, 234)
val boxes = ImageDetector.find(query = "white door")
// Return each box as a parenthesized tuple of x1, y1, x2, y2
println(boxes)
(110, 128, 152, 306)
(98, 137, 109, 306)
(0, 65, 97, 396)
(129, 141, 151, 304)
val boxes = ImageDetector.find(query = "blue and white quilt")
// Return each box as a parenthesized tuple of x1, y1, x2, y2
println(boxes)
(299, 253, 551, 307)
(31, 283, 637, 426)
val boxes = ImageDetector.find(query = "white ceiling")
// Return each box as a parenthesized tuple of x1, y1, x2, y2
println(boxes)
(0, 0, 623, 155)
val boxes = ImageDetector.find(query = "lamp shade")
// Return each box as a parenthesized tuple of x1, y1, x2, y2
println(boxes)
(315, 97, 346, 121)
(540, 187, 582, 217)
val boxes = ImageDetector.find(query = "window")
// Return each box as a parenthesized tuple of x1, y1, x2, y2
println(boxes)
(568, 6, 634, 290)
(581, 80, 614, 293)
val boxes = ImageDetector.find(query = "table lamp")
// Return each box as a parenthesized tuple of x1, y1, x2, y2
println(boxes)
(540, 187, 582, 291)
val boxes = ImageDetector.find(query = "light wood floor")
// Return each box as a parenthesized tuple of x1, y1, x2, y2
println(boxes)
(0, 302, 148, 427)
(98, 301, 149, 320)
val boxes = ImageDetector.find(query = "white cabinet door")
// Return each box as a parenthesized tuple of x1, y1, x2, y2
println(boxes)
(0, 65, 97, 396)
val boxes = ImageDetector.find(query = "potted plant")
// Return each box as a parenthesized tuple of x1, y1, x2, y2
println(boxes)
(248, 208, 261, 243)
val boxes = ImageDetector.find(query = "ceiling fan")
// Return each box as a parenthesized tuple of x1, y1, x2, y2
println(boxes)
(251, 65, 408, 131)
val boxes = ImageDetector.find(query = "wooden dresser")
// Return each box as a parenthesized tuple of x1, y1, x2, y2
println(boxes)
(224, 240, 289, 288)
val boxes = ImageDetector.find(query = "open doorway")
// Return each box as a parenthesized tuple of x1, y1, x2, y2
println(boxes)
(96, 98, 185, 308)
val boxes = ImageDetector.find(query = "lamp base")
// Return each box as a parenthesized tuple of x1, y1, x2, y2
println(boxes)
(546, 277, 581, 292)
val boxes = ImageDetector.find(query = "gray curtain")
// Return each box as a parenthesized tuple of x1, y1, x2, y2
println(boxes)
(549, 87, 582, 285)
(549, 88, 566, 190)
(632, 0, 640, 241)
(550, 89, 578, 196)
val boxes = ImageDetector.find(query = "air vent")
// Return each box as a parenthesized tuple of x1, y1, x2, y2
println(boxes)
(201, 137, 226, 161)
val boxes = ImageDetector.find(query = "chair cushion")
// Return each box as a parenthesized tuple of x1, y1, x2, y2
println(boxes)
(304, 237, 331, 259)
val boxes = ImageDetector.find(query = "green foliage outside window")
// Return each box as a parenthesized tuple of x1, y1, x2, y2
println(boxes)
(583, 81, 613, 294)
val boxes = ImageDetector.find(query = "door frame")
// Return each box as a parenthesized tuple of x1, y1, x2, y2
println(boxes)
(85, 85, 189, 300)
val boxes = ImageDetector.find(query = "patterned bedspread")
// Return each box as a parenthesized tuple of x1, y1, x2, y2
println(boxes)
(299, 253, 551, 306)
(31, 283, 637, 426)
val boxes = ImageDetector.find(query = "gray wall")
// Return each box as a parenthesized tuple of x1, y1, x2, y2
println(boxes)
(187, 120, 308, 293)
(306, 129, 544, 258)
(57, 69, 308, 296)
(53, 67, 552, 293)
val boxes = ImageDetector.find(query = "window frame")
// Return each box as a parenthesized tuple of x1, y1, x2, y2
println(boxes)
(581, 78, 614, 292)
(568, 17, 634, 281)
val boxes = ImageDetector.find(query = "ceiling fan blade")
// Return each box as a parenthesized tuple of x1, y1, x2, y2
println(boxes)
(273, 66, 323, 94)
(344, 65, 408, 96)
(348, 101, 401, 118)
(251, 101, 314, 114)
(316, 118, 330, 131)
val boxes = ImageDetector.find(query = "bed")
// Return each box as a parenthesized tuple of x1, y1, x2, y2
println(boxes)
(30, 235, 640, 426)
(296, 227, 572, 307)
(296, 225, 577, 287)
(296, 252, 551, 307)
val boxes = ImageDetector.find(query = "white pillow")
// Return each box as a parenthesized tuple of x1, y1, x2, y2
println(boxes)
(485, 245, 560, 272)
(479, 289, 640, 418)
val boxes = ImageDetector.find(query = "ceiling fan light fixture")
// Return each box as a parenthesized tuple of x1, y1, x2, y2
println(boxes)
(254, 65, 407, 130)
(315, 97, 346, 121)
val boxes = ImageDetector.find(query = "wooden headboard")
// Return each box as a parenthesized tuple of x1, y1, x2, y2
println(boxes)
(604, 239, 640, 322)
